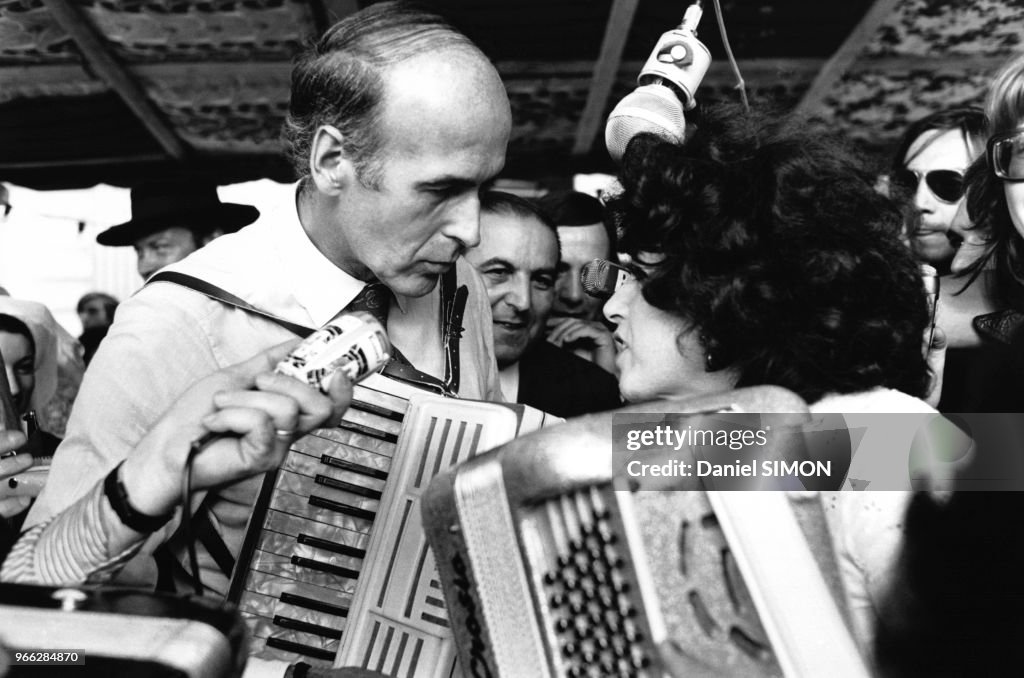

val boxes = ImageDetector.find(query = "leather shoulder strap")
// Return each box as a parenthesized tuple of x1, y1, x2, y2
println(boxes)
(440, 266, 468, 395)
(147, 271, 315, 338)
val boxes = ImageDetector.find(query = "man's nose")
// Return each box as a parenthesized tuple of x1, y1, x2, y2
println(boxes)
(505, 278, 531, 313)
(442, 196, 482, 250)
(913, 177, 937, 212)
(561, 271, 584, 303)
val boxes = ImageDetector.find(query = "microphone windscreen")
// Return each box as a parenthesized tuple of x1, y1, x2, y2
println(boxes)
(581, 259, 630, 300)
(605, 84, 686, 162)
(920, 263, 939, 296)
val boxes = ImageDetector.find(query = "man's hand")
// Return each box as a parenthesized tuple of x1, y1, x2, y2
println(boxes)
(546, 317, 618, 375)
(120, 340, 352, 520)
(0, 430, 34, 518)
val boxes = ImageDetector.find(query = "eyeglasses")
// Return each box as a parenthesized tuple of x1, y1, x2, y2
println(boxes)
(890, 168, 966, 203)
(988, 129, 1024, 181)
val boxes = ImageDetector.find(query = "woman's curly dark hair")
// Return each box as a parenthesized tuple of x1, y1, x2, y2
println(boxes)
(605, 103, 930, 404)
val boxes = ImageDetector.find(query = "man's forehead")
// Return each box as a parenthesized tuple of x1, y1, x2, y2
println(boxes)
(557, 223, 610, 258)
(905, 128, 974, 169)
(477, 213, 557, 263)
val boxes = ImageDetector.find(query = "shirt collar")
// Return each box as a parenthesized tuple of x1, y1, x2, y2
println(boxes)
(283, 184, 410, 326)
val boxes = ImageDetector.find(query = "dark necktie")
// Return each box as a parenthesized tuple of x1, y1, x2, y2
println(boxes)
(341, 282, 418, 369)
(344, 282, 391, 329)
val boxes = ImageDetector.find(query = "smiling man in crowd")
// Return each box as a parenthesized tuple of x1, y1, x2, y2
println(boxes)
(465, 191, 620, 417)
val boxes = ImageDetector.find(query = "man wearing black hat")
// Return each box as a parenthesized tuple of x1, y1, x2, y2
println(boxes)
(98, 181, 259, 281)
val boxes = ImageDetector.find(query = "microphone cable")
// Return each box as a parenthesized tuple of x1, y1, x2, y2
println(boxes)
(182, 432, 218, 597)
(710, 0, 749, 111)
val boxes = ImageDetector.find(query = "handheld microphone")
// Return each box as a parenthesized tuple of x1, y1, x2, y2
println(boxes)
(0, 352, 20, 436)
(581, 259, 632, 300)
(921, 264, 939, 347)
(275, 311, 391, 393)
(189, 312, 390, 452)
(605, 1, 711, 162)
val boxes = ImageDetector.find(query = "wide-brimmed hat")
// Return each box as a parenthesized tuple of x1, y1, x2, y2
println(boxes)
(97, 180, 259, 246)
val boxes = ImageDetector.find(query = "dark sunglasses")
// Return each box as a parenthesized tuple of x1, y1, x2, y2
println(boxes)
(891, 168, 965, 203)
(987, 129, 1024, 181)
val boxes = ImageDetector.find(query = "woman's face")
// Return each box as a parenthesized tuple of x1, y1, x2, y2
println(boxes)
(0, 330, 34, 414)
(603, 262, 738, 402)
(998, 124, 1024, 238)
(1005, 179, 1024, 240)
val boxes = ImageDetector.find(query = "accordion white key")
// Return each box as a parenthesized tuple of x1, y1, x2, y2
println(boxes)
(423, 386, 871, 678)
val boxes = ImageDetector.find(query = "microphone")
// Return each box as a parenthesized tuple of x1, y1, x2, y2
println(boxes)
(275, 311, 391, 392)
(581, 259, 632, 300)
(190, 312, 391, 452)
(605, 1, 711, 162)
(921, 264, 939, 347)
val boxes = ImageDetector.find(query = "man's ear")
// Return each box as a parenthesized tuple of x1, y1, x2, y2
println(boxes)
(197, 229, 226, 247)
(310, 125, 356, 196)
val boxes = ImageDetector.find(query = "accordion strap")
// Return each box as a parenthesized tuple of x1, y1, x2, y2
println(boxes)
(148, 271, 315, 337)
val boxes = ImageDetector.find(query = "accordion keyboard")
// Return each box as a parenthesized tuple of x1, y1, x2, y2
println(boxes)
(233, 382, 410, 666)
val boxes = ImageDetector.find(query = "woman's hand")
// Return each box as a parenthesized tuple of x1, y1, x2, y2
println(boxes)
(120, 340, 352, 520)
(0, 430, 34, 518)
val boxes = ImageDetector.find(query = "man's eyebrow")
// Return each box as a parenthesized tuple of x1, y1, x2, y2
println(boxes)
(479, 257, 513, 269)
(415, 175, 500, 192)
(415, 176, 478, 191)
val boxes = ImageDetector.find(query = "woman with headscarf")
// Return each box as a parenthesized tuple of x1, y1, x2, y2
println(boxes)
(0, 296, 84, 446)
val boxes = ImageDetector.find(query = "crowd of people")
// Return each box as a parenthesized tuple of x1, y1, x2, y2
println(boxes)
(1, 1, 1023, 676)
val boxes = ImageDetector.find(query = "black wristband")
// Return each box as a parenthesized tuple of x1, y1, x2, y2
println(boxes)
(103, 461, 173, 533)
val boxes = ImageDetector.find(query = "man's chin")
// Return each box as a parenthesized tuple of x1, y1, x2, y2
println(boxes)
(382, 272, 443, 298)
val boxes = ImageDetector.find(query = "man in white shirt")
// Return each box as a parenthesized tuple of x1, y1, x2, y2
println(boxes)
(10, 0, 508, 602)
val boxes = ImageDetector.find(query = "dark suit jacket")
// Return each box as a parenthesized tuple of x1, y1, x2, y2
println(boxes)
(516, 340, 621, 418)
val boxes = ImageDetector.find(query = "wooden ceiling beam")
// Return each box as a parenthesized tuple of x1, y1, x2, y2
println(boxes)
(571, 0, 640, 156)
(795, 0, 903, 117)
(313, 0, 360, 36)
(40, 0, 187, 160)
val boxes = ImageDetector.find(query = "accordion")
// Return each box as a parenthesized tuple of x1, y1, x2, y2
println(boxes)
(229, 373, 558, 674)
(423, 387, 871, 678)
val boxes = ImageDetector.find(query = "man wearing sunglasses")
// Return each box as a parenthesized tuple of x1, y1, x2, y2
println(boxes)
(891, 107, 986, 274)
